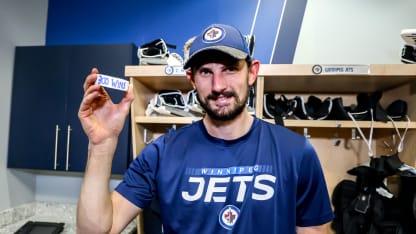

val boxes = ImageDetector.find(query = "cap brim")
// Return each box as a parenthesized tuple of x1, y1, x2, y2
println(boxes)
(184, 46, 248, 69)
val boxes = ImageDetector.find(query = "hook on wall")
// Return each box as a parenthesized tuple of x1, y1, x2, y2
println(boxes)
(383, 140, 394, 152)
(304, 128, 311, 138)
(351, 129, 360, 140)
(143, 128, 154, 145)
(333, 121, 341, 146)
(333, 132, 341, 146)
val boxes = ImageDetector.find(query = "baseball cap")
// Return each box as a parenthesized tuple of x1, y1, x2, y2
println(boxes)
(183, 24, 250, 69)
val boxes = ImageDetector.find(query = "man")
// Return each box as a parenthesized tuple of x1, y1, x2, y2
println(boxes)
(77, 24, 334, 233)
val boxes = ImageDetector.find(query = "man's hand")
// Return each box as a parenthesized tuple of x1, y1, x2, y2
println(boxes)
(78, 68, 134, 145)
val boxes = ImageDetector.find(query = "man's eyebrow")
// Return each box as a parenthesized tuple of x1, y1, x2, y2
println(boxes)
(198, 65, 212, 70)
(195, 66, 212, 74)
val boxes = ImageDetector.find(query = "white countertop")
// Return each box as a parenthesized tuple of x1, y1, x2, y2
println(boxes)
(0, 202, 136, 234)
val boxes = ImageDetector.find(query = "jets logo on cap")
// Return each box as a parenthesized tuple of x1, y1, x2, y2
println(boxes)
(218, 205, 240, 230)
(203, 27, 224, 42)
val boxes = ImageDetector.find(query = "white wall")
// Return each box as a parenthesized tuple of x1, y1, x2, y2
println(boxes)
(294, 0, 416, 64)
(35, 173, 122, 203)
(0, 0, 49, 211)
(1, 0, 416, 211)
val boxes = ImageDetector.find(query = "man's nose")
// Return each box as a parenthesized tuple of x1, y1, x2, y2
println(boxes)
(211, 73, 227, 92)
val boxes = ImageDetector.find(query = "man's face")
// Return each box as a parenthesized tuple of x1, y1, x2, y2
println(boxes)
(190, 58, 252, 121)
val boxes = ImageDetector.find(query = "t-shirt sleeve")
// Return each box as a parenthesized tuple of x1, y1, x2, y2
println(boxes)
(296, 140, 334, 227)
(115, 135, 164, 209)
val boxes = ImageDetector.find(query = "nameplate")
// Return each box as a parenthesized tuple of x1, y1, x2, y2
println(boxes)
(312, 64, 370, 75)
(165, 66, 186, 75)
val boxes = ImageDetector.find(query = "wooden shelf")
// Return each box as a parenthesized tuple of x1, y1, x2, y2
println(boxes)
(126, 66, 191, 91)
(265, 119, 416, 129)
(126, 64, 416, 93)
(259, 64, 416, 93)
(135, 116, 202, 124)
(135, 117, 416, 129)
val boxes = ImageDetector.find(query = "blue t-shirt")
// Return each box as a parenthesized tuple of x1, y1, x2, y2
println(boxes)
(116, 118, 334, 233)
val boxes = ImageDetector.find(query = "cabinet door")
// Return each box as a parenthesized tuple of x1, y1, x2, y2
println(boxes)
(65, 44, 137, 173)
(8, 44, 137, 174)
(8, 46, 70, 170)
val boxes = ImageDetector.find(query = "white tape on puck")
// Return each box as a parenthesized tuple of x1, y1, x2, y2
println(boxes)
(96, 74, 129, 91)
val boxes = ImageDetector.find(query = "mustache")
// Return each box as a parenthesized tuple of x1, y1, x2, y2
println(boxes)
(207, 91, 236, 100)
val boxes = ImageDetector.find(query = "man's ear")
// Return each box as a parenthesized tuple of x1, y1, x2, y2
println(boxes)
(186, 69, 196, 89)
(248, 60, 260, 86)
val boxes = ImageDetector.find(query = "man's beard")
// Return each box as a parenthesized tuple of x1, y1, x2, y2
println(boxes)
(198, 86, 249, 121)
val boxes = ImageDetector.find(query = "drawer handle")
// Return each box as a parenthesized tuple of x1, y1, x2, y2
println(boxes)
(54, 125, 60, 170)
(65, 125, 72, 171)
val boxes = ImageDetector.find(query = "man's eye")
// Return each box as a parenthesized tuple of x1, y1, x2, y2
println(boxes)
(199, 69, 211, 76)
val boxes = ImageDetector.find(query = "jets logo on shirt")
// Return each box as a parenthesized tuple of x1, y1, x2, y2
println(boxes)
(203, 27, 224, 42)
(182, 165, 276, 203)
(219, 205, 240, 230)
